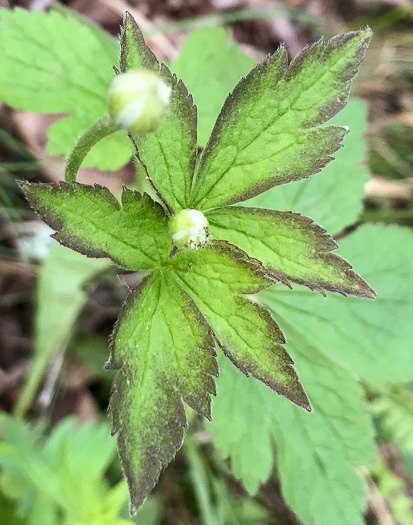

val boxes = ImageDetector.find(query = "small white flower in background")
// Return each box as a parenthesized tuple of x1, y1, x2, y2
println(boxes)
(169, 209, 209, 249)
(18, 224, 55, 262)
(108, 69, 171, 134)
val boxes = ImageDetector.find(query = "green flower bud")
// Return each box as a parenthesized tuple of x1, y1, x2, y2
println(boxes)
(169, 209, 209, 249)
(108, 69, 171, 134)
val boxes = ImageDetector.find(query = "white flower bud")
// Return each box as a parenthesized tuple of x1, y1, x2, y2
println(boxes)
(108, 69, 171, 134)
(169, 209, 209, 249)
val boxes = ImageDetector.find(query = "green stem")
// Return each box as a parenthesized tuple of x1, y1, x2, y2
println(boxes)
(184, 434, 219, 525)
(13, 327, 73, 420)
(65, 115, 120, 182)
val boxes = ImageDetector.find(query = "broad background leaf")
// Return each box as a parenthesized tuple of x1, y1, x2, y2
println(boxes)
(171, 27, 255, 147)
(0, 8, 131, 170)
(260, 224, 413, 383)
(210, 341, 375, 525)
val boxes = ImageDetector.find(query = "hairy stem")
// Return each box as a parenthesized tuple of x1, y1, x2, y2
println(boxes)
(65, 115, 121, 182)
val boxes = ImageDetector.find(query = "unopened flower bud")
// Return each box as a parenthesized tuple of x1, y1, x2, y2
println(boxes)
(169, 209, 209, 249)
(108, 69, 171, 134)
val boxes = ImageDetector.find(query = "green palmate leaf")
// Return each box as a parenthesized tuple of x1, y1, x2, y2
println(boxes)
(108, 270, 217, 512)
(171, 27, 255, 147)
(249, 98, 369, 234)
(0, 8, 131, 170)
(22, 182, 170, 270)
(189, 30, 372, 210)
(260, 224, 413, 382)
(120, 13, 197, 212)
(207, 206, 375, 297)
(167, 242, 310, 410)
(210, 339, 375, 525)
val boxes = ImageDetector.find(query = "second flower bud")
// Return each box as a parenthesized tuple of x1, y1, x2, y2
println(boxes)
(108, 69, 171, 134)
